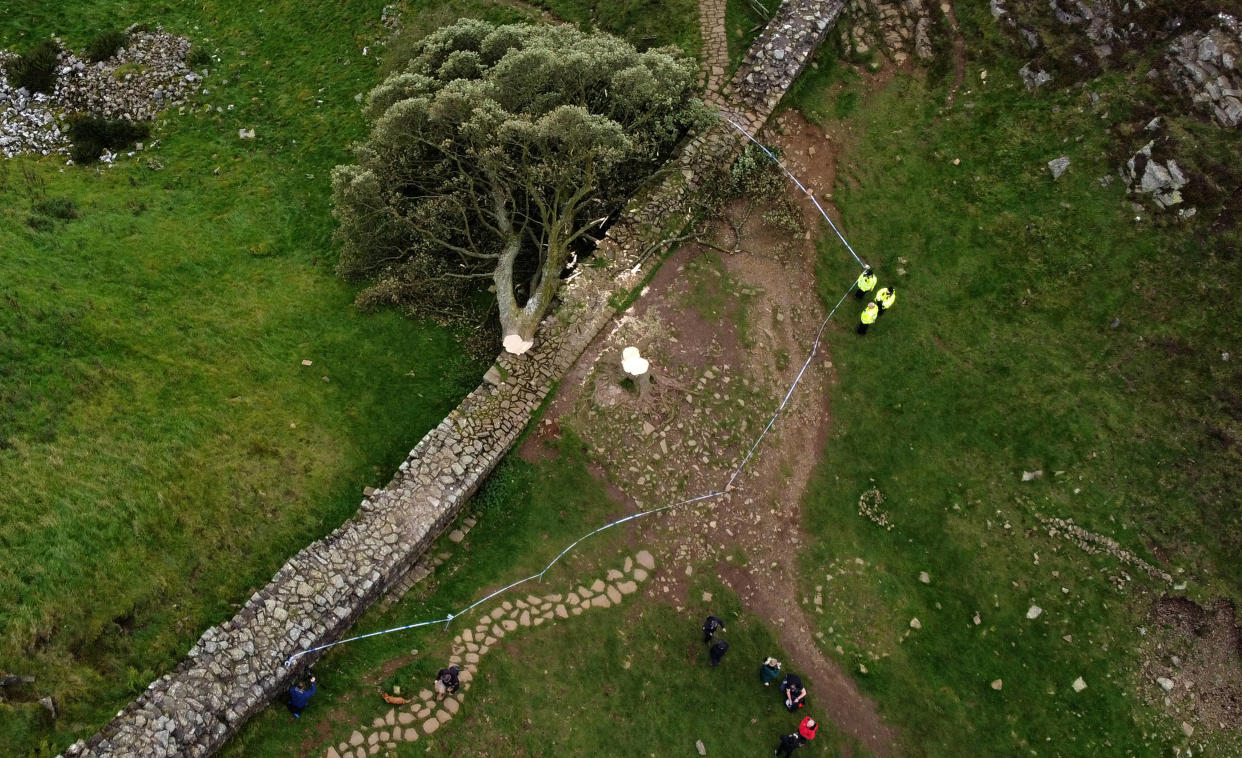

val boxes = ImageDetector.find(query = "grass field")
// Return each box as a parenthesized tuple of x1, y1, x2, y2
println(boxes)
(0, 1, 521, 753)
(526, 0, 701, 57)
(797, 5, 1242, 755)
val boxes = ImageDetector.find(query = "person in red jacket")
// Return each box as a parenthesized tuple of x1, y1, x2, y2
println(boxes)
(798, 717, 818, 743)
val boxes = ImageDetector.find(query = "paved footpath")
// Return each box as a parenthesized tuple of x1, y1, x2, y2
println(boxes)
(323, 551, 656, 758)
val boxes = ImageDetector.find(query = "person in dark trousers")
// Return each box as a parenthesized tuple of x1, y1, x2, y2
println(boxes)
(708, 639, 729, 666)
(875, 286, 896, 315)
(854, 266, 877, 300)
(434, 665, 460, 699)
(781, 673, 807, 712)
(702, 615, 725, 644)
(775, 732, 803, 756)
(287, 675, 316, 719)
(857, 301, 879, 335)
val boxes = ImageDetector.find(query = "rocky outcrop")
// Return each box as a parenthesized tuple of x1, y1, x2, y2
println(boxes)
(840, 0, 938, 64)
(1123, 139, 1189, 208)
(56, 3, 843, 757)
(1163, 15, 1242, 127)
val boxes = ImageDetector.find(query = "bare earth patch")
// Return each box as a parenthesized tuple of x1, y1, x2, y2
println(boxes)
(523, 115, 898, 756)
(1138, 596, 1242, 738)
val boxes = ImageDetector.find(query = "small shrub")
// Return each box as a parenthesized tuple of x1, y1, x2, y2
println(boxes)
(85, 30, 128, 63)
(33, 197, 79, 220)
(26, 214, 55, 232)
(185, 45, 211, 69)
(5, 40, 62, 94)
(66, 115, 151, 164)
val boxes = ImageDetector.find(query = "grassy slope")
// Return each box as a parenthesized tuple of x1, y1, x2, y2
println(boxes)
(792, 6, 1241, 757)
(0, 1, 499, 754)
(526, 0, 700, 57)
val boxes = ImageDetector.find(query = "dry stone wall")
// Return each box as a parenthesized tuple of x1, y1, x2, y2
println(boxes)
(58, 3, 841, 756)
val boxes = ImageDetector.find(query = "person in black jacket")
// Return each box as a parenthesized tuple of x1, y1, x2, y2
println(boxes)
(702, 615, 726, 644)
(775, 732, 803, 756)
(781, 672, 807, 712)
(434, 665, 460, 699)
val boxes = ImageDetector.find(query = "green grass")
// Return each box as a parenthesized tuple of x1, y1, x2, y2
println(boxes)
(724, 0, 776, 71)
(221, 441, 862, 758)
(797, 44, 1241, 758)
(525, 0, 701, 57)
(0, 1, 540, 754)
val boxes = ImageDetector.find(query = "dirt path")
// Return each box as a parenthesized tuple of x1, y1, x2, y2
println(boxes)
(941, 0, 967, 108)
(522, 112, 898, 757)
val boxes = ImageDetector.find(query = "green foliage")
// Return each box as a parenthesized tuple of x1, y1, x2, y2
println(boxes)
(84, 29, 128, 62)
(5, 40, 62, 94)
(65, 115, 151, 164)
(527, 0, 701, 57)
(31, 196, 79, 220)
(27, 196, 80, 230)
(184, 44, 211, 69)
(334, 20, 703, 340)
(725, 0, 776, 70)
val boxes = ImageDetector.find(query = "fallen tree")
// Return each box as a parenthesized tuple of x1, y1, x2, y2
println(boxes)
(332, 20, 705, 352)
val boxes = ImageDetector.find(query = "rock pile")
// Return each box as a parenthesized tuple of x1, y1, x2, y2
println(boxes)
(1163, 15, 1242, 128)
(0, 52, 64, 158)
(841, 0, 937, 65)
(54, 28, 199, 121)
(0, 27, 198, 159)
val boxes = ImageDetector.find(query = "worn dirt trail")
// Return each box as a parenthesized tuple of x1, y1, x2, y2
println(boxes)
(523, 111, 897, 756)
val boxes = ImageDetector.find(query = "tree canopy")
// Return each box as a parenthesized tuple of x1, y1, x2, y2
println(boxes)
(332, 20, 704, 351)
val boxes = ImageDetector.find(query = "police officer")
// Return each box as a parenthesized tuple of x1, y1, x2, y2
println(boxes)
(854, 266, 877, 300)
(875, 286, 896, 315)
(857, 301, 879, 335)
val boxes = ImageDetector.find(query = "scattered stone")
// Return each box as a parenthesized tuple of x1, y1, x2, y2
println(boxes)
(909, 617, 922, 630)
(918, 571, 930, 584)
(1021, 470, 1043, 481)
(696, 739, 707, 755)
(1071, 676, 1087, 692)
(702, 591, 713, 602)
(991, 679, 1003, 690)
(1026, 605, 1043, 620)
(238, 128, 256, 139)
(1047, 156, 1070, 179)
(1019, 63, 1052, 90)
(1157, 676, 1175, 692)
(1181, 722, 1194, 737)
